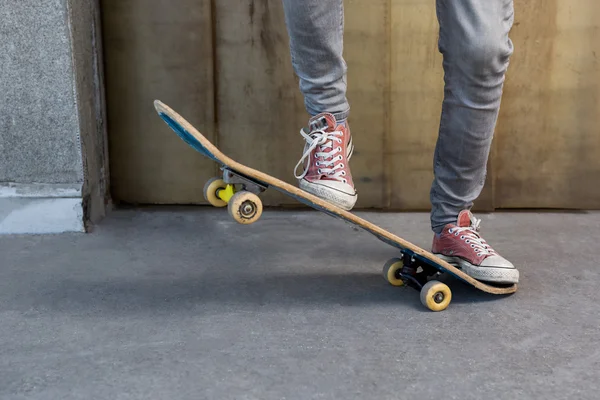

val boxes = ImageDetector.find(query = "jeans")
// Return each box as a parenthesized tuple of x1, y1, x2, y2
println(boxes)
(281, 0, 515, 232)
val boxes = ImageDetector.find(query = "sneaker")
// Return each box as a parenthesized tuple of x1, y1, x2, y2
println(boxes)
(293, 113, 357, 210)
(432, 210, 519, 284)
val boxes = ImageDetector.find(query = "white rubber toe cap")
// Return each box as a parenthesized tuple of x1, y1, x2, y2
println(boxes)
(481, 255, 515, 269)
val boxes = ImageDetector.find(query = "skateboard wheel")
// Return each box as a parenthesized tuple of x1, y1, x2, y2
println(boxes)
(228, 191, 263, 224)
(203, 178, 229, 207)
(420, 280, 452, 312)
(382, 258, 405, 286)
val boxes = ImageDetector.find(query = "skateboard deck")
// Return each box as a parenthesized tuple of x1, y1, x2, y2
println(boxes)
(154, 99, 517, 311)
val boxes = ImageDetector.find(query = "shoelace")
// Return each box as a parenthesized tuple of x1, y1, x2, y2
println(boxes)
(448, 219, 498, 258)
(294, 128, 348, 183)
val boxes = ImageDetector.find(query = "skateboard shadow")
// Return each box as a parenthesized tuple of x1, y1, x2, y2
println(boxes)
(34, 270, 511, 315)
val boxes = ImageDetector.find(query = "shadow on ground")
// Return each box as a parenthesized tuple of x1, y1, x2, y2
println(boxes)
(34, 269, 512, 316)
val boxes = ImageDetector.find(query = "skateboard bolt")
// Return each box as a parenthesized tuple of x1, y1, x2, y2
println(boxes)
(434, 292, 444, 304)
(241, 202, 255, 217)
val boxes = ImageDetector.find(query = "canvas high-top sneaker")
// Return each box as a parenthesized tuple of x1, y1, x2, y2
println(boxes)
(432, 210, 519, 284)
(294, 113, 357, 210)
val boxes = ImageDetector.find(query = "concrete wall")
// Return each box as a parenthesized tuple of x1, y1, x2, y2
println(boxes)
(104, 0, 600, 210)
(101, 0, 215, 205)
(1, 0, 598, 236)
(0, 0, 109, 234)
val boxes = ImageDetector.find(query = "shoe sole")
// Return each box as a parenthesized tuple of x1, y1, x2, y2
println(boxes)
(300, 179, 357, 211)
(435, 254, 519, 284)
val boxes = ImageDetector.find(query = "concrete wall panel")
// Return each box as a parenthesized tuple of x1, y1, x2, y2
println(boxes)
(0, 0, 84, 184)
(102, 0, 600, 210)
(102, 0, 215, 204)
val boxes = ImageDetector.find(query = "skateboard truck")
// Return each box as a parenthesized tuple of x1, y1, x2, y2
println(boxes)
(201, 168, 268, 225)
(397, 252, 439, 291)
(222, 168, 267, 195)
(382, 252, 452, 311)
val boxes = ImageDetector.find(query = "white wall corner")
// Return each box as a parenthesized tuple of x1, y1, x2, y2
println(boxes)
(0, 183, 85, 234)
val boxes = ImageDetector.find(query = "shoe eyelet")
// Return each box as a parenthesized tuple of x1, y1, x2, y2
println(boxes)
(315, 161, 320, 166)
(314, 154, 318, 159)
(317, 169, 322, 174)
(341, 171, 346, 176)
(343, 179, 347, 183)
(448, 229, 453, 234)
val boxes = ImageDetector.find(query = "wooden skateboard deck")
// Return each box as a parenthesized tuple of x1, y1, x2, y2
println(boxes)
(154, 100, 517, 311)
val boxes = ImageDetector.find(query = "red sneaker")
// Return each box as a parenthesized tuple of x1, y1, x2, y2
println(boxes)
(294, 113, 357, 210)
(432, 210, 519, 284)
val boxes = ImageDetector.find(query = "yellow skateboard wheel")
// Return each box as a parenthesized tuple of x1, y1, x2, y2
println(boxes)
(382, 258, 405, 286)
(228, 191, 263, 224)
(203, 177, 229, 207)
(420, 280, 452, 311)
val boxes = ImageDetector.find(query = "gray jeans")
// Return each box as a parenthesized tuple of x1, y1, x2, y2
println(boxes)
(281, 0, 515, 232)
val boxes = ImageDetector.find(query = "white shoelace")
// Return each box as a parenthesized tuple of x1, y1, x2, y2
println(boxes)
(448, 217, 497, 258)
(294, 128, 348, 183)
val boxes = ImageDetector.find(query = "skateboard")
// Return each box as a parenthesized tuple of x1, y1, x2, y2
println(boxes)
(154, 100, 517, 312)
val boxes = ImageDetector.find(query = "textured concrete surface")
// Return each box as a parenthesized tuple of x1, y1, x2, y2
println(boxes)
(1, 0, 109, 232)
(0, 208, 599, 399)
(0, 0, 83, 184)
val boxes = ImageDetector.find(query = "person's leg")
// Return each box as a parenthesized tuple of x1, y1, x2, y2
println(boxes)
(281, 0, 349, 121)
(431, 0, 514, 231)
(431, 0, 519, 283)
(282, 0, 357, 210)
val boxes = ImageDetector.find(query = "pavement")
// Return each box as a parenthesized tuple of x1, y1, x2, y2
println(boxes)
(1, 207, 599, 399)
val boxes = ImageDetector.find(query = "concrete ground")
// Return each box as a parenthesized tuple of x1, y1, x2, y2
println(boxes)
(1, 207, 599, 399)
